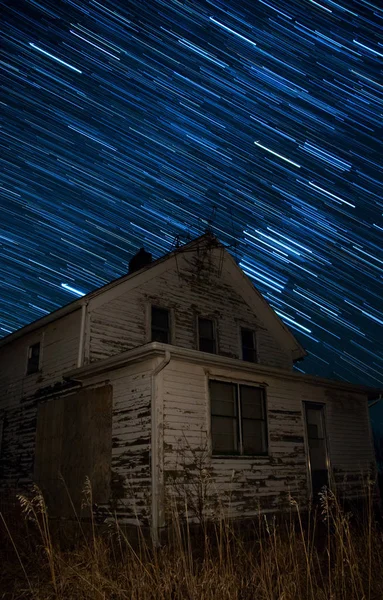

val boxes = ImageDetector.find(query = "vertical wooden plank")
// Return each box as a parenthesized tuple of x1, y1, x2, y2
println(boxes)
(60, 385, 113, 515)
(34, 386, 112, 517)
(34, 398, 65, 512)
(86, 385, 113, 504)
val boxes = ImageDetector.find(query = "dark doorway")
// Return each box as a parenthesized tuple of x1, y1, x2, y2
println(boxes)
(304, 403, 329, 498)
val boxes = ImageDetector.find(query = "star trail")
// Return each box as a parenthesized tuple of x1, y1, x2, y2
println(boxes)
(1, 0, 382, 386)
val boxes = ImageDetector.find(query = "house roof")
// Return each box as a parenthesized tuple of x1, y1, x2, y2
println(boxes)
(0, 233, 305, 360)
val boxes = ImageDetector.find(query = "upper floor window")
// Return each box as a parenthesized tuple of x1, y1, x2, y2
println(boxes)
(198, 317, 216, 354)
(241, 328, 257, 363)
(151, 306, 170, 343)
(27, 342, 40, 374)
(210, 380, 267, 456)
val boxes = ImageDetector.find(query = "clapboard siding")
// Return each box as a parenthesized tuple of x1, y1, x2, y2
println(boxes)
(0, 310, 82, 490)
(0, 310, 81, 408)
(88, 250, 292, 370)
(161, 361, 308, 522)
(324, 389, 373, 496)
(160, 359, 373, 523)
(78, 359, 155, 525)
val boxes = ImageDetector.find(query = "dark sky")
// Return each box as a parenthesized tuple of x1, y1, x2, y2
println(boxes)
(1, 0, 382, 389)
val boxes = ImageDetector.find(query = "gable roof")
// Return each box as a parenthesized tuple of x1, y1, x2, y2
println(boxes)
(0, 234, 212, 347)
(0, 233, 306, 360)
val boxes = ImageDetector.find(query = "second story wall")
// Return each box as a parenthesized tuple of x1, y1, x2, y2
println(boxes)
(0, 309, 82, 411)
(87, 245, 294, 370)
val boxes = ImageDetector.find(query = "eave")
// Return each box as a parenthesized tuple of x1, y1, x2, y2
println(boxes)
(65, 342, 383, 400)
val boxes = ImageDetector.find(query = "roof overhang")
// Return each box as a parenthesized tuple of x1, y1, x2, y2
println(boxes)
(65, 342, 383, 399)
(0, 234, 215, 348)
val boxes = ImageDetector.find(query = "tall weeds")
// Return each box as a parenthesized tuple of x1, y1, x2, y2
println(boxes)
(1, 485, 383, 599)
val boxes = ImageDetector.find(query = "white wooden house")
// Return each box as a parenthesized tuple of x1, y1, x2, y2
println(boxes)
(0, 233, 379, 540)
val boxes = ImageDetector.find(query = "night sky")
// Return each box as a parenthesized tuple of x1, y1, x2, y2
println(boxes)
(1, 0, 382, 390)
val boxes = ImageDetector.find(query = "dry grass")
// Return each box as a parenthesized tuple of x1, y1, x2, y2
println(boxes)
(1, 484, 383, 600)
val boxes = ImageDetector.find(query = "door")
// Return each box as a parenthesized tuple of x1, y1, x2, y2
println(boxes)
(304, 403, 329, 498)
(34, 385, 113, 516)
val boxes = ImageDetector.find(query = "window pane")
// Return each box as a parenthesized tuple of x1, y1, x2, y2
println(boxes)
(199, 338, 216, 353)
(210, 381, 236, 415)
(242, 347, 257, 363)
(309, 442, 327, 470)
(199, 318, 214, 339)
(242, 419, 267, 454)
(152, 329, 169, 343)
(27, 343, 40, 374)
(211, 415, 237, 453)
(306, 408, 324, 439)
(241, 328, 254, 348)
(152, 307, 169, 329)
(240, 386, 264, 419)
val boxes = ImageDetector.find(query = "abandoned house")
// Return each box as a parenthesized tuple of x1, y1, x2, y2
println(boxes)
(0, 233, 379, 540)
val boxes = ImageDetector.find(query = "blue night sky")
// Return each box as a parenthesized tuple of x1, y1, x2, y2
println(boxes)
(1, 0, 382, 392)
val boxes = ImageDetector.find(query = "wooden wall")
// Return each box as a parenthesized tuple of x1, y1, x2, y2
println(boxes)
(158, 358, 374, 524)
(0, 309, 82, 489)
(72, 359, 155, 526)
(34, 385, 112, 516)
(88, 248, 293, 370)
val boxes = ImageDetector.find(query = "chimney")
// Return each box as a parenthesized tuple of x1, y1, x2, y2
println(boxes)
(128, 247, 152, 274)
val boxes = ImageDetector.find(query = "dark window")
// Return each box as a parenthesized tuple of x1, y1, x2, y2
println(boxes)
(241, 328, 257, 362)
(198, 317, 216, 353)
(151, 306, 170, 343)
(27, 342, 40, 374)
(210, 380, 267, 456)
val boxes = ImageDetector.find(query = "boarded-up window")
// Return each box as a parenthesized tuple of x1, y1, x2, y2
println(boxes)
(34, 385, 112, 516)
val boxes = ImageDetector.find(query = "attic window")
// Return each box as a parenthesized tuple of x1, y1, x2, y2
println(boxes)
(210, 380, 268, 456)
(151, 306, 170, 343)
(198, 317, 216, 354)
(27, 342, 40, 375)
(241, 328, 257, 363)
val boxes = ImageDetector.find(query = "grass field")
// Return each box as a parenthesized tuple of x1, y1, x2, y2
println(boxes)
(1, 484, 382, 599)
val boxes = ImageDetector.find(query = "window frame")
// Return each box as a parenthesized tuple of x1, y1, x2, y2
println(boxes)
(197, 316, 217, 354)
(240, 327, 258, 363)
(150, 305, 172, 344)
(209, 379, 268, 457)
(26, 341, 41, 375)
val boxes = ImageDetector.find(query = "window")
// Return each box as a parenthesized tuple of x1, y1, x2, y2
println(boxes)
(27, 342, 40, 374)
(241, 328, 257, 363)
(198, 317, 216, 353)
(151, 306, 170, 343)
(210, 380, 267, 455)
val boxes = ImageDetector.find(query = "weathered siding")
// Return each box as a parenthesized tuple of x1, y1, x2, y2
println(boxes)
(0, 309, 81, 408)
(324, 388, 374, 497)
(0, 310, 82, 489)
(159, 358, 374, 525)
(160, 360, 307, 523)
(75, 358, 155, 526)
(1, 351, 154, 526)
(88, 249, 292, 369)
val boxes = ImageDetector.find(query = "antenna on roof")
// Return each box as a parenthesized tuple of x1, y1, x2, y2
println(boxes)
(205, 204, 217, 233)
